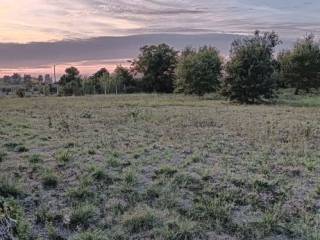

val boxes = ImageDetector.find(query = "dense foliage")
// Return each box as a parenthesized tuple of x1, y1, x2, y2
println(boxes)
(59, 67, 82, 96)
(176, 46, 222, 96)
(85, 68, 110, 95)
(3, 31, 320, 103)
(113, 65, 137, 93)
(279, 34, 320, 94)
(222, 31, 281, 103)
(131, 44, 178, 93)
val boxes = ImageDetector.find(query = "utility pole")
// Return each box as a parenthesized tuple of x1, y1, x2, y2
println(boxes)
(54, 64, 56, 83)
(54, 65, 59, 95)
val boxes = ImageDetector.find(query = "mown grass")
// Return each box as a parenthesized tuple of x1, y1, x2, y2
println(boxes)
(0, 93, 319, 239)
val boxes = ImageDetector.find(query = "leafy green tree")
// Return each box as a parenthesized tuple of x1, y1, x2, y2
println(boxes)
(89, 68, 109, 94)
(59, 67, 82, 96)
(279, 34, 320, 94)
(132, 44, 178, 93)
(222, 31, 281, 103)
(113, 65, 136, 93)
(175, 46, 222, 96)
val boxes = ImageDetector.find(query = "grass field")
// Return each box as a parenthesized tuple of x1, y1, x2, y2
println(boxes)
(0, 94, 320, 240)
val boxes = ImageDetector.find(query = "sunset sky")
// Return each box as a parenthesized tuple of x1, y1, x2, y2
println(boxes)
(0, 0, 319, 76)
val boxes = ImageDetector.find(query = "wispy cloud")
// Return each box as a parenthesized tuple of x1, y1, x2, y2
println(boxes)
(0, 0, 320, 43)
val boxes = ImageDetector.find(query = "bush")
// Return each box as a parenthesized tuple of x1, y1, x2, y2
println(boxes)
(222, 31, 281, 103)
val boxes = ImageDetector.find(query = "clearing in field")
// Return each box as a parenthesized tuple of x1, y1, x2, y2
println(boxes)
(0, 94, 319, 240)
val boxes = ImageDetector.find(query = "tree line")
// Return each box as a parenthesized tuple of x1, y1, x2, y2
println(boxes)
(58, 30, 320, 103)
(3, 73, 53, 85)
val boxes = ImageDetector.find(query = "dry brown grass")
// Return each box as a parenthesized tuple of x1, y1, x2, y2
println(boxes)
(0, 94, 319, 239)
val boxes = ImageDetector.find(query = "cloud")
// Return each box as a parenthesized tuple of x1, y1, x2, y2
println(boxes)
(0, 33, 295, 70)
(0, 0, 320, 43)
(0, 33, 235, 68)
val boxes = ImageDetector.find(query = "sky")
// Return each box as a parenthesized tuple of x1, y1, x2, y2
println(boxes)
(0, 0, 319, 76)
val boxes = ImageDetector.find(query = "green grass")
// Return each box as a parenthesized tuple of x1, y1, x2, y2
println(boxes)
(276, 89, 320, 107)
(41, 170, 59, 189)
(28, 154, 42, 164)
(55, 150, 73, 164)
(121, 205, 161, 234)
(71, 230, 109, 240)
(70, 204, 97, 228)
(67, 185, 95, 201)
(0, 177, 22, 197)
(158, 217, 206, 240)
(155, 165, 178, 177)
(0, 151, 7, 162)
(0, 93, 319, 239)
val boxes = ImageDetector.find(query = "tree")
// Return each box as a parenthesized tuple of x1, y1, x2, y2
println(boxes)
(131, 44, 178, 93)
(23, 74, 32, 89)
(175, 46, 223, 96)
(113, 65, 136, 93)
(44, 74, 53, 84)
(99, 71, 111, 95)
(59, 67, 82, 96)
(89, 68, 109, 94)
(38, 75, 44, 83)
(222, 31, 281, 103)
(11, 73, 22, 84)
(3, 75, 11, 83)
(279, 34, 320, 94)
(23, 74, 32, 82)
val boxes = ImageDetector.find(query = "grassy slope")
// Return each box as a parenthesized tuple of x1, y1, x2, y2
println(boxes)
(0, 94, 319, 240)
